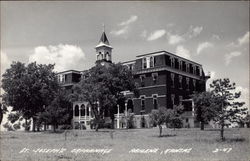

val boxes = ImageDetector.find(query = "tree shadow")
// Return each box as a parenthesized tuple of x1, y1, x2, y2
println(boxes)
(151, 134, 177, 138)
(216, 137, 246, 143)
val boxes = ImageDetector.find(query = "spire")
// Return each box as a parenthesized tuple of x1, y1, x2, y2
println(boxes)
(99, 32, 110, 45)
(95, 24, 112, 49)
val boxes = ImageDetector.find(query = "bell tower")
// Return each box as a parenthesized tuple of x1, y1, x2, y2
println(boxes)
(95, 25, 113, 65)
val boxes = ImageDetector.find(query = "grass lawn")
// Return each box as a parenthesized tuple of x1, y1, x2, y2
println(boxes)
(0, 128, 249, 161)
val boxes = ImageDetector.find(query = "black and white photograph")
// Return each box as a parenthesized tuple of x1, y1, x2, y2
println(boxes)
(0, 1, 249, 161)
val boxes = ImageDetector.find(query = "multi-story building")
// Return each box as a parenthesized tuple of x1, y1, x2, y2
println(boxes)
(57, 30, 209, 129)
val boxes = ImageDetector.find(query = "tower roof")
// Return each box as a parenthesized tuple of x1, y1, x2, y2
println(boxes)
(95, 31, 112, 49)
(99, 32, 110, 45)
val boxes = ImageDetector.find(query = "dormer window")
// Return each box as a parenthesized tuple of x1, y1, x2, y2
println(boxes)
(179, 61, 182, 70)
(142, 58, 147, 69)
(171, 57, 175, 68)
(149, 56, 154, 68)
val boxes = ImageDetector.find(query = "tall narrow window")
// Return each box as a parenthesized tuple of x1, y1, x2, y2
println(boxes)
(193, 79, 196, 91)
(171, 57, 175, 68)
(186, 78, 190, 90)
(140, 75, 146, 87)
(75, 105, 79, 116)
(171, 94, 175, 106)
(179, 60, 182, 70)
(141, 96, 145, 111)
(152, 73, 158, 85)
(81, 104, 85, 116)
(150, 56, 154, 68)
(105, 52, 109, 61)
(186, 64, 189, 72)
(153, 95, 158, 109)
(179, 75, 183, 89)
(171, 73, 175, 88)
(142, 58, 147, 69)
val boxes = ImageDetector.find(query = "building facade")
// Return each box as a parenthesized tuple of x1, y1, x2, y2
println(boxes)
(57, 31, 209, 129)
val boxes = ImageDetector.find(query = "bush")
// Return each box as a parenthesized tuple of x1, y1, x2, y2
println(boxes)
(60, 124, 72, 130)
(141, 116, 146, 128)
(13, 122, 21, 130)
(168, 117, 183, 129)
(74, 123, 86, 130)
(3, 122, 14, 131)
(22, 120, 31, 131)
(127, 114, 135, 129)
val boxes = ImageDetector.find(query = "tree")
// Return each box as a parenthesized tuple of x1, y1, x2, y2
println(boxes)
(168, 105, 184, 130)
(150, 107, 173, 137)
(37, 89, 71, 132)
(71, 63, 135, 131)
(244, 114, 250, 128)
(192, 91, 216, 130)
(1, 61, 59, 132)
(0, 102, 8, 125)
(210, 78, 247, 140)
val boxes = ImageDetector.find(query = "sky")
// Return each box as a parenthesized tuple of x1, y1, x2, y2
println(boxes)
(0, 1, 249, 118)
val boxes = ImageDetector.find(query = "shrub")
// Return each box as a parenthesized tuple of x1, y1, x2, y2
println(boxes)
(60, 124, 72, 130)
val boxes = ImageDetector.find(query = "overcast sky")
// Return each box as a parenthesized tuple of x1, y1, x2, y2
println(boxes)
(1, 1, 249, 110)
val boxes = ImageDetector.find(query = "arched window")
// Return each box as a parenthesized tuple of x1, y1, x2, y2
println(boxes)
(105, 52, 109, 60)
(75, 105, 79, 116)
(80, 104, 85, 116)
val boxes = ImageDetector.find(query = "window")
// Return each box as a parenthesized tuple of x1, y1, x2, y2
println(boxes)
(193, 79, 196, 91)
(86, 105, 90, 116)
(171, 94, 175, 106)
(171, 73, 175, 88)
(105, 52, 109, 60)
(186, 78, 190, 90)
(179, 75, 183, 89)
(179, 96, 183, 105)
(142, 58, 147, 69)
(150, 56, 154, 68)
(140, 75, 146, 87)
(141, 96, 145, 110)
(186, 64, 189, 72)
(75, 105, 79, 116)
(153, 95, 158, 109)
(171, 57, 175, 68)
(152, 73, 158, 84)
(81, 104, 85, 116)
(179, 60, 182, 70)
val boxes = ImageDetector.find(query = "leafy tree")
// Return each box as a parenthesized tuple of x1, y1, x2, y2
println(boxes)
(1, 61, 59, 132)
(37, 89, 71, 132)
(244, 114, 250, 128)
(72, 63, 135, 131)
(150, 107, 173, 137)
(192, 91, 215, 130)
(7, 112, 21, 124)
(0, 102, 8, 125)
(168, 105, 184, 130)
(210, 78, 247, 140)
(3, 122, 14, 131)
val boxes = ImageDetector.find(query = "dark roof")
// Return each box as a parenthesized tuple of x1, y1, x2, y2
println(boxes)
(99, 32, 110, 45)
(136, 50, 202, 66)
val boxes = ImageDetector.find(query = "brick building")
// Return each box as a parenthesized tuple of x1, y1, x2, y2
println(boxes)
(57, 31, 209, 129)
